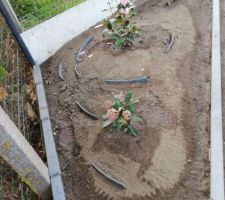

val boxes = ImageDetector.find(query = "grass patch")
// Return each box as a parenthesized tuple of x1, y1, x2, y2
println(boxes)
(0, 65, 7, 84)
(10, 0, 84, 30)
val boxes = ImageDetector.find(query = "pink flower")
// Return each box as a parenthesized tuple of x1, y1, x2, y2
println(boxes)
(119, 7, 130, 15)
(122, 110, 132, 121)
(119, 91, 125, 102)
(107, 108, 119, 122)
(121, 0, 129, 6)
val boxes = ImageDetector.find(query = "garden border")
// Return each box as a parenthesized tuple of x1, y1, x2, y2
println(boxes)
(33, 65, 66, 200)
(210, 0, 225, 199)
(1, 0, 225, 199)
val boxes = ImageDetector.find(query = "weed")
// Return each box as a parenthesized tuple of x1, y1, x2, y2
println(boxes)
(0, 65, 7, 84)
(102, 91, 142, 137)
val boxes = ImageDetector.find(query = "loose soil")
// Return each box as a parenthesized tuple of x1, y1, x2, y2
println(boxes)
(42, 0, 211, 199)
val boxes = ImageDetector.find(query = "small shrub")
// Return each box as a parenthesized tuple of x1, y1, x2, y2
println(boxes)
(102, 91, 142, 137)
(103, 0, 144, 47)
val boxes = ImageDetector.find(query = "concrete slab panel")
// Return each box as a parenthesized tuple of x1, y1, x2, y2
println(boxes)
(21, 0, 117, 65)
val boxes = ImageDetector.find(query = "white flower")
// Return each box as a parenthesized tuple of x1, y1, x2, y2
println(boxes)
(120, 0, 129, 6)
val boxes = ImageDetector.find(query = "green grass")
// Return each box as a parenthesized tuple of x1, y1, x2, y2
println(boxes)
(0, 65, 8, 84)
(10, 0, 84, 30)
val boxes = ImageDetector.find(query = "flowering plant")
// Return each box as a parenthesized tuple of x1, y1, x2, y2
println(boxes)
(102, 91, 142, 137)
(103, 0, 144, 47)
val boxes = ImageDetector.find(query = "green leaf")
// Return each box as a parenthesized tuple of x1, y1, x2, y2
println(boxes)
(0, 65, 8, 83)
(117, 3, 124, 9)
(115, 16, 123, 24)
(125, 91, 132, 102)
(107, 21, 113, 30)
(102, 120, 112, 128)
(117, 117, 126, 125)
(114, 117, 126, 130)
(132, 25, 137, 33)
(138, 30, 145, 36)
(132, 115, 142, 123)
(112, 101, 122, 110)
(116, 38, 126, 47)
(128, 103, 135, 113)
(128, 125, 138, 137)
(111, 34, 119, 42)
(112, 123, 117, 130)
(124, 20, 130, 27)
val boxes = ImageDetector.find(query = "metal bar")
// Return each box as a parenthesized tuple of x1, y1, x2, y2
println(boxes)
(210, 0, 225, 199)
(33, 65, 66, 200)
(0, 0, 35, 65)
(1, 0, 20, 30)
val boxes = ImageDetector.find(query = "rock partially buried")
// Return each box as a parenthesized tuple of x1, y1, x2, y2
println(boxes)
(164, 33, 176, 54)
(74, 66, 81, 79)
(76, 36, 94, 63)
(59, 63, 65, 81)
(106, 76, 149, 84)
(91, 161, 127, 189)
(76, 101, 99, 120)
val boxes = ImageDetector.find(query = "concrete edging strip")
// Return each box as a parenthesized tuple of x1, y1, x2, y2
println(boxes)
(211, 0, 225, 199)
(33, 65, 66, 200)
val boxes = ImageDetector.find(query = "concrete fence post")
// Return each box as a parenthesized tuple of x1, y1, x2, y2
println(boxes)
(0, 106, 51, 199)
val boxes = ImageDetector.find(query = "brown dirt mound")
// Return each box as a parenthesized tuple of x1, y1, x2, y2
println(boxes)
(42, 0, 211, 199)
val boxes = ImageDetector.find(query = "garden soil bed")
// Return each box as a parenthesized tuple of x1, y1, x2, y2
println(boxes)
(42, 0, 211, 199)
